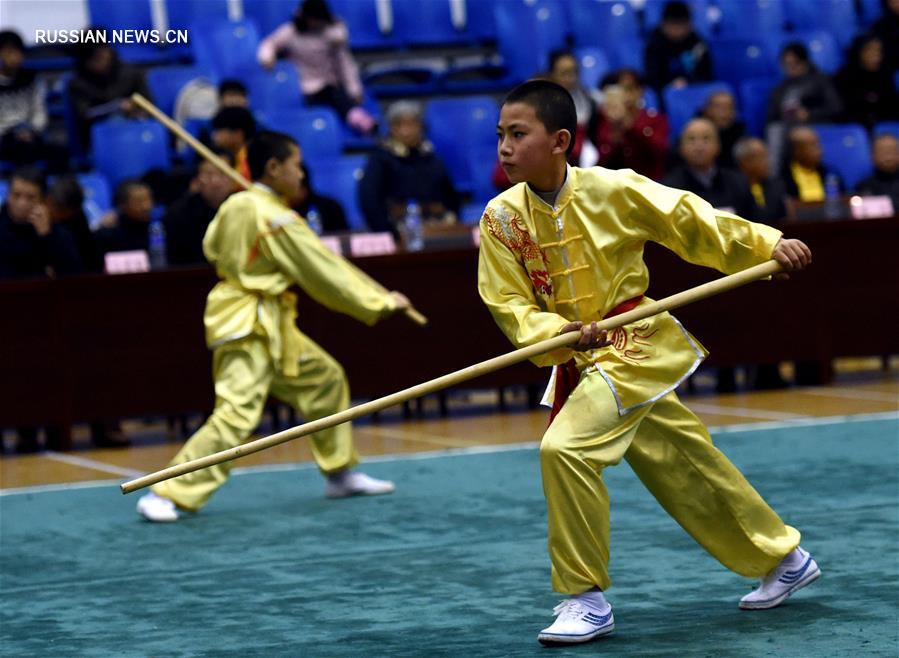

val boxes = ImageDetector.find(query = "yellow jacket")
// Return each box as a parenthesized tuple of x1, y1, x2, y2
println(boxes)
(477, 166, 782, 414)
(202, 184, 395, 376)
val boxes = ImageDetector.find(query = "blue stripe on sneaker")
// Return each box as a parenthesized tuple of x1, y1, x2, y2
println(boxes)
(583, 611, 613, 625)
(778, 557, 812, 584)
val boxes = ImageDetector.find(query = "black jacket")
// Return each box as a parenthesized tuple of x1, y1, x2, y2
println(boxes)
(855, 169, 899, 210)
(0, 204, 83, 279)
(644, 29, 714, 94)
(162, 193, 217, 266)
(663, 166, 759, 220)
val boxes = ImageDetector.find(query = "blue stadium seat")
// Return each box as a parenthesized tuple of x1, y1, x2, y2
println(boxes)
(772, 30, 841, 74)
(77, 172, 113, 229)
(329, 0, 396, 49)
(261, 107, 343, 165)
(640, 0, 714, 38)
(784, 0, 858, 48)
(310, 155, 368, 229)
(87, 0, 177, 65)
(606, 34, 645, 72)
(859, 0, 884, 25)
(875, 122, 899, 140)
(91, 119, 172, 186)
(738, 77, 778, 138)
(146, 65, 215, 116)
(494, 0, 569, 84)
(709, 38, 777, 86)
(642, 87, 660, 112)
(567, 0, 639, 49)
(242, 0, 296, 37)
(464, 0, 498, 42)
(166, 0, 231, 31)
(715, 0, 786, 38)
(191, 19, 261, 78)
(425, 97, 500, 193)
(663, 81, 734, 138)
(0, 179, 7, 205)
(576, 47, 611, 92)
(393, 0, 469, 47)
(244, 62, 303, 111)
(814, 124, 873, 190)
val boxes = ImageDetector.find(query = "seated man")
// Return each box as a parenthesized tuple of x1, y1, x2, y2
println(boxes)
(292, 162, 349, 234)
(663, 118, 758, 219)
(855, 133, 899, 212)
(644, 0, 714, 96)
(782, 125, 843, 202)
(734, 137, 788, 224)
(94, 179, 155, 259)
(700, 90, 746, 169)
(210, 106, 257, 181)
(164, 152, 237, 266)
(359, 100, 460, 234)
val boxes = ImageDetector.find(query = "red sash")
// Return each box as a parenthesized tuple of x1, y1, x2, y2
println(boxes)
(548, 296, 644, 424)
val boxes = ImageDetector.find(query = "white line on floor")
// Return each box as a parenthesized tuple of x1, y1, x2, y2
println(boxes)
(795, 388, 899, 403)
(687, 403, 805, 420)
(1, 411, 896, 497)
(41, 451, 144, 477)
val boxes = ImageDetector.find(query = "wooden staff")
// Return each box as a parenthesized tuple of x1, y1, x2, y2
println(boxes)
(121, 259, 783, 494)
(131, 93, 428, 327)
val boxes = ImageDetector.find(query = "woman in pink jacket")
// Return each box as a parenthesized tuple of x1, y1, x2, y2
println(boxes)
(257, 0, 376, 134)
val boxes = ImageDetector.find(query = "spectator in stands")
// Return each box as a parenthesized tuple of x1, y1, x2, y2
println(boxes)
(855, 133, 899, 210)
(767, 43, 843, 127)
(871, 0, 899, 73)
(68, 35, 152, 148)
(782, 125, 844, 202)
(0, 30, 56, 170)
(546, 50, 597, 164)
(700, 90, 746, 169)
(0, 167, 82, 280)
(733, 137, 788, 224)
(46, 175, 102, 273)
(94, 179, 155, 258)
(257, 0, 377, 134)
(664, 118, 758, 219)
(163, 152, 237, 266)
(218, 79, 250, 108)
(211, 106, 256, 181)
(834, 33, 899, 131)
(644, 1, 713, 97)
(293, 162, 349, 234)
(588, 69, 670, 180)
(360, 100, 459, 234)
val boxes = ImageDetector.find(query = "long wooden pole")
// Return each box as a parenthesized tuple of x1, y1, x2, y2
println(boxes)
(131, 93, 428, 327)
(121, 259, 783, 494)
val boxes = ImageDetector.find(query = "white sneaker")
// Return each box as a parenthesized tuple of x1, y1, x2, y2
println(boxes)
(136, 492, 180, 522)
(325, 470, 395, 499)
(739, 547, 821, 610)
(537, 599, 615, 645)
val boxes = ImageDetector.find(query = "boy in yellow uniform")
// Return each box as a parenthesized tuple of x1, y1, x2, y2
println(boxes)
(478, 81, 818, 646)
(138, 131, 412, 522)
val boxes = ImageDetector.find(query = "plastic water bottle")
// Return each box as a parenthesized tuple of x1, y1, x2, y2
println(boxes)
(403, 201, 424, 252)
(148, 219, 167, 269)
(823, 173, 841, 220)
(306, 205, 323, 235)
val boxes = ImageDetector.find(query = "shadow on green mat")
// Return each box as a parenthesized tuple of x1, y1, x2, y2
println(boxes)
(1, 418, 896, 657)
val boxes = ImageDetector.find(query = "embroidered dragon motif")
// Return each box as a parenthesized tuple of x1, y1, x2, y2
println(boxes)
(483, 205, 553, 297)
(609, 322, 658, 363)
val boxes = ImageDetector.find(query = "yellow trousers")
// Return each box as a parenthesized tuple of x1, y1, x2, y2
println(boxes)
(541, 371, 800, 594)
(153, 330, 359, 512)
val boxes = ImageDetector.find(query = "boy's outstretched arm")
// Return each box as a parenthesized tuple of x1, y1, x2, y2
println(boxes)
(771, 238, 812, 280)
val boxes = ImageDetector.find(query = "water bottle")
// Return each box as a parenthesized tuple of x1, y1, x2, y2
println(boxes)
(306, 205, 323, 235)
(823, 173, 841, 220)
(148, 219, 167, 269)
(403, 201, 424, 252)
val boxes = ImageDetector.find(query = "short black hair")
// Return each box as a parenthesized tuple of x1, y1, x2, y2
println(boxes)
(662, 1, 691, 22)
(10, 166, 47, 194)
(247, 131, 298, 181)
(114, 179, 149, 207)
(211, 107, 257, 138)
(47, 175, 85, 209)
(502, 80, 577, 156)
(781, 41, 810, 63)
(0, 30, 25, 52)
(218, 79, 248, 98)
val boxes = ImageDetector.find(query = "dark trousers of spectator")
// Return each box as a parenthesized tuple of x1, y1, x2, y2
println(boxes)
(0, 130, 68, 173)
(305, 85, 357, 120)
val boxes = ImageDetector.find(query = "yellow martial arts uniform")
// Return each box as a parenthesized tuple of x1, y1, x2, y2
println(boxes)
(477, 166, 800, 593)
(153, 183, 397, 512)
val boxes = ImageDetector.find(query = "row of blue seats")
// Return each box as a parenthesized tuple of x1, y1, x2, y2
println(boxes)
(35, 111, 899, 231)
